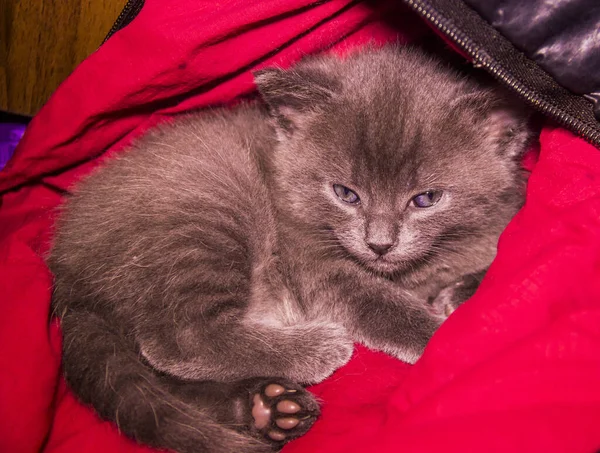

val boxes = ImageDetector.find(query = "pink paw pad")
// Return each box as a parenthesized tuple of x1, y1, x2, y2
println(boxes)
(250, 382, 319, 444)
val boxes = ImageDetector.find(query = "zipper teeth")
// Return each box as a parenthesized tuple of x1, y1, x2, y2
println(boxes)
(405, 0, 600, 145)
(103, 0, 140, 44)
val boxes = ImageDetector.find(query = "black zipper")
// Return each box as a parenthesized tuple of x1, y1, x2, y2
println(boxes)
(402, 0, 600, 148)
(103, 0, 145, 44)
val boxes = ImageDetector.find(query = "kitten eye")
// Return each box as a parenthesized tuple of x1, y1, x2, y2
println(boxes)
(412, 190, 443, 208)
(333, 184, 360, 204)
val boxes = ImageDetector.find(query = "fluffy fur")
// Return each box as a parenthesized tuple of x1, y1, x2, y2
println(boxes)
(48, 46, 533, 453)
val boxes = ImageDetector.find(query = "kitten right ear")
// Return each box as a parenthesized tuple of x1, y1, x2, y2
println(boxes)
(254, 66, 339, 134)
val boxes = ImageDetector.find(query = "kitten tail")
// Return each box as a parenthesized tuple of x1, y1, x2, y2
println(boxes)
(59, 310, 270, 453)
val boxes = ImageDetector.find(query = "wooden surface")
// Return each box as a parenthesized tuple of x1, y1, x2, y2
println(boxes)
(0, 0, 127, 116)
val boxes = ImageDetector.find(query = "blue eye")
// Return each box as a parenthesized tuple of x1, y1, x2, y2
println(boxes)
(412, 190, 443, 208)
(333, 184, 360, 204)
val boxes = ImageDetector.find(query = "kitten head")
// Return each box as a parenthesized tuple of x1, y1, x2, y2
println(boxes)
(254, 46, 533, 280)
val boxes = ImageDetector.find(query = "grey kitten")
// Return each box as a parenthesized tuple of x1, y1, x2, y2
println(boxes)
(48, 46, 532, 453)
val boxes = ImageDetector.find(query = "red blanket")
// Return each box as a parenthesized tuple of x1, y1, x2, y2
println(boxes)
(1, 1, 599, 452)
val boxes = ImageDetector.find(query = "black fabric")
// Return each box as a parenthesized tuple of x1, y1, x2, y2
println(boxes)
(402, 0, 600, 147)
(464, 0, 600, 99)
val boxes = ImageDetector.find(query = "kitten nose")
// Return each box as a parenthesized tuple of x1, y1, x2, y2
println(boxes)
(367, 241, 393, 255)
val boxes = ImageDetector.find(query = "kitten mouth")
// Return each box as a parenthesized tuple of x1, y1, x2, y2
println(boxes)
(366, 250, 421, 275)
(367, 256, 403, 274)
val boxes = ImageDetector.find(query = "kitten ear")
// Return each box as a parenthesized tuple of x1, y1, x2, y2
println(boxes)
(253, 66, 340, 134)
(453, 91, 533, 158)
(484, 103, 533, 157)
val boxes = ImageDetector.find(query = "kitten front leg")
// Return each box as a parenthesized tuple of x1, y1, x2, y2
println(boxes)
(136, 313, 352, 448)
(137, 317, 353, 385)
(342, 289, 447, 364)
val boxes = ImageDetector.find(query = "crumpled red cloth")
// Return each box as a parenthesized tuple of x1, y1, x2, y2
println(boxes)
(1, 1, 599, 453)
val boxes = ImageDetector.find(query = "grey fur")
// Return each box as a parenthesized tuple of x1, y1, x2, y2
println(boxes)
(48, 46, 533, 453)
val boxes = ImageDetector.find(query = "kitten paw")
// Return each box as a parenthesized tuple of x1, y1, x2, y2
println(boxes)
(286, 322, 353, 384)
(429, 284, 459, 317)
(250, 380, 319, 444)
(429, 272, 484, 317)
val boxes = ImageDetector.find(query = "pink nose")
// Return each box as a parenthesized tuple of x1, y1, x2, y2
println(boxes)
(367, 241, 393, 255)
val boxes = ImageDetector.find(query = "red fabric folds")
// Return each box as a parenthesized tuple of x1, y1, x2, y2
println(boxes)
(1, 1, 599, 453)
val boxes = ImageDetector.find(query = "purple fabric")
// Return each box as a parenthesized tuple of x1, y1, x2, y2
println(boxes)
(0, 124, 26, 171)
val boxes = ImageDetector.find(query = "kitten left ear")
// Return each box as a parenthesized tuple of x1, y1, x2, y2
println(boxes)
(253, 66, 340, 134)
(453, 91, 533, 158)
(482, 100, 534, 159)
